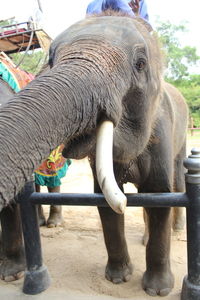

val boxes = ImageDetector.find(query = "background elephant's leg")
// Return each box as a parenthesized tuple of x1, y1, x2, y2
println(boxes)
(142, 208, 149, 246)
(35, 184, 46, 226)
(172, 145, 186, 231)
(47, 186, 63, 228)
(0, 203, 25, 281)
(142, 207, 174, 296)
(172, 207, 185, 232)
(0, 231, 3, 260)
(94, 179, 132, 284)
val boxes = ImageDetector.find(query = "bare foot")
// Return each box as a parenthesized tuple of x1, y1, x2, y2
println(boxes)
(37, 205, 46, 226)
(105, 260, 133, 284)
(172, 207, 185, 232)
(47, 205, 63, 228)
(142, 232, 149, 246)
(172, 215, 185, 232)
(38, 215, 46, 227)
(0, 252, 26, 282)
(142, 269, 174, 296)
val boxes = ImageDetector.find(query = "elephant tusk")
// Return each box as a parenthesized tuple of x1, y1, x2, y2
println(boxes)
(96, 120, 127, 214)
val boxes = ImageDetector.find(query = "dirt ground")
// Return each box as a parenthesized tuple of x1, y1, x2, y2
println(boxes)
(0, 138, 199, 300)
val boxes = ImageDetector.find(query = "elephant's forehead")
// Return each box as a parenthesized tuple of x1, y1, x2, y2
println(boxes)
(52, 16, 143, 51)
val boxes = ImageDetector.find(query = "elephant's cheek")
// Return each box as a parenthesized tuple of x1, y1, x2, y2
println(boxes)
(62, 135, 95, 159)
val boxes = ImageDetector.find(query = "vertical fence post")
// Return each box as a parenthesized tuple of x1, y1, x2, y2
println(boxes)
(181, 148, 200, 300)
(18, 179, 51, 295)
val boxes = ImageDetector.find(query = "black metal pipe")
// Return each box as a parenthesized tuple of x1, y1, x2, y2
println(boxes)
(18, 181, 42, 270)
(26, 192, 189, 207)
(181, 148, 200, 300)
(186, 183, 200, 283)
(18, 180, 51, 294)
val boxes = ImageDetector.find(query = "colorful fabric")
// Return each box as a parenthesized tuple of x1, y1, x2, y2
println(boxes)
(0, 52, 71, 188)
(0, 54, 34, 92)
(34, 145, 72, 188)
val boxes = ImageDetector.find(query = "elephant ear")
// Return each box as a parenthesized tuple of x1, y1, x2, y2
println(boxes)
(134, 16, 153, 32)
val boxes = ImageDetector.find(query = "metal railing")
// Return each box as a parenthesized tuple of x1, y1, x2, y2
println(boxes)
(17, 148, 200, 299)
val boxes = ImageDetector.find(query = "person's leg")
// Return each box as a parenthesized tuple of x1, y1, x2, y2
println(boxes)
(35, 184, 46, 226)
(47, 186, 63, 228)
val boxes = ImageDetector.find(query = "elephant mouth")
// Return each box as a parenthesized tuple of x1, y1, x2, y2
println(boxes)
(63, 121, 127, 214)
(62, 132, 95, 159)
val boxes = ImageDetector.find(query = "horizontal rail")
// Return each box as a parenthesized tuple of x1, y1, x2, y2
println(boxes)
(20, 192, 190, 207)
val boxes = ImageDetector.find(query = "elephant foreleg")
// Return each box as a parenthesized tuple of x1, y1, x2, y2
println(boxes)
(0, 203, 25, 281)
(93, 173, 132, 284)
(98, 206, 133, 283)
(142, 207, 174, 296)
(172, 145, 186, 231)
(142, 208, 149, 246)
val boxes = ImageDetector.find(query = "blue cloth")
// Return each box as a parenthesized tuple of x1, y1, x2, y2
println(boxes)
(139, 0, 149, 21)
(86, 0, 149, 21)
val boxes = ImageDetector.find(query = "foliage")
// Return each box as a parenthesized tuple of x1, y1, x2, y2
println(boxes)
(10, 51, 47, 75)
(167, 75, 200, 127)
(155, 20, 200, 80)
(0, 17, 47, 75)
(155, 19, 200, 127)
(0, 18, 15, 27)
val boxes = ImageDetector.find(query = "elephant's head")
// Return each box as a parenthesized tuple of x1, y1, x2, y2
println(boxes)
(0, 13, 163, 213)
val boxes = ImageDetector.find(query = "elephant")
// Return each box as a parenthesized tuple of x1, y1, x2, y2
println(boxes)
(0, 11, 188, 296)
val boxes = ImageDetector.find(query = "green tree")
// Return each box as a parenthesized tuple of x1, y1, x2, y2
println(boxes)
(155, 20, 200, 126)
(170, 75, 200, 127)
(10, 50, 47, 75)
(1, 17, 47, 75)
(155, 20, 200, 80)
(0, 18, 15, 27)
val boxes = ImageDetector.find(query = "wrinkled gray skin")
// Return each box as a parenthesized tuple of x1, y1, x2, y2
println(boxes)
(0, 78, 64, 281)
(0, 78, 64, 227)
(0, 13, 188, 296)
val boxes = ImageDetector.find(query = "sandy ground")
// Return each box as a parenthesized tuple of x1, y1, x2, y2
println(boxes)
(0, 137, 199, 300)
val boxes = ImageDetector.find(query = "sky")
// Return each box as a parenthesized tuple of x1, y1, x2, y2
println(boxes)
(0, 0, 199, 55)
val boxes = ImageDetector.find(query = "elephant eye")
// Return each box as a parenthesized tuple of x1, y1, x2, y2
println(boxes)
(135, 58, 146, 71)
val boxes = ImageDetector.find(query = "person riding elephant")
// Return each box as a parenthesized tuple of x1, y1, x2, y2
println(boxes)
(0, 11, 188, 297)
(86, 0, 149, 21)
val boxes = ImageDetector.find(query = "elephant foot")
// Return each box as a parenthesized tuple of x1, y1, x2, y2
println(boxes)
(172, 216, 185, 232)
(37, 204, 47, 226)
(142, 232, 149, 246)
(142, 269, 174, 296)
(0, 238, 4, 261)
(172, 208, 185, 232)
(105, 260, 133, 284)
(0, 251, 26, 282)
(38, 215, 47, 227)
(47, 205, 63, 228)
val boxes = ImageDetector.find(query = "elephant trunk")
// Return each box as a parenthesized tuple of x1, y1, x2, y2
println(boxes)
(0, 60, 126, 213)
(0, 65, 98, 207)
